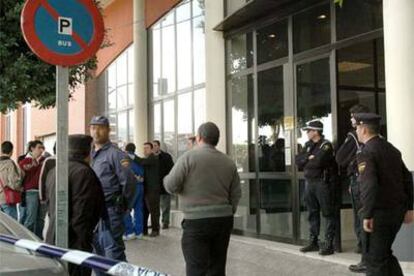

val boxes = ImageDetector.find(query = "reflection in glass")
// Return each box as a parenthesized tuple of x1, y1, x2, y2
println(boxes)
(378, 93, 386, 137)
(337, 42, 375, 88)
(336, 0, 382, 40)
(231, 75, 255, 173)
(162, 25, 176, 94)
(108, 91, 116, 112)
(177, 20, 192, 90)
(194, 88, 206, 130)
(296, 58, 332, 148)
(152, 29, 161, 97)
(108, 64, 116, 92)
(293, 4, 330, 53)
(117, 52, 127, 86)
(227, 33, 253, 74)
(117, 111, 128, 146)
(256, 20, 288, 64)
(154, 103, 162, 140)
(178, 93, 193, 156)
(193, 16, 205, 85)
(260, 179, 292, 238)
(258, 67, 286, 172)
(376, 40, 385, 89)
(163, 100, 176, 158)
(233, 179, 257, 234)
(128, 109, 135, 143)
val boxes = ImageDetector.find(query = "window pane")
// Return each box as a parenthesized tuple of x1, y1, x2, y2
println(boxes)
(377, 40, 385, 89)
(117, 86, 127, 109)
(178, 93, 193, 156)
(177, 0, 191, 22)
(230, 75, 255, 173)
(109, 113, 117, 142)
(108, 91, 116, 112)
(108, 64, 116, 92)
(177, 20, 192, 90)
(336, 0, 383, 40)
(337, 41, 375, 88)
(257, 20, 288, 64)
(117, 52, 128, 86)
(162, 25, 176, 94)
(162, 11, 174, 26)
(227, 33, 253, 74)
(258, 67, 286, 172)
(152, 29, 161, 97)
(259, 179, 293, 238)
(128, 84, 134, 106)
(128, 109, 135, 143)
(194, 88, 206, 130)
(193, 16, 205, 85)
(128, 45, 134, 84)
(154, 103, 162, 140)
(296, 58, 332, 149)
(163, 100, 176, 159)
(378, 93, 387, 137)
(117, 111, 128, 146)
(293, 4, 330, 53)
(234, 179, 257, 234)
(193, 0, 204, 17)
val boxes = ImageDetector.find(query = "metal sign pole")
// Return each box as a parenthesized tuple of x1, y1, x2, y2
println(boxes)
(55, 65, 69, 248)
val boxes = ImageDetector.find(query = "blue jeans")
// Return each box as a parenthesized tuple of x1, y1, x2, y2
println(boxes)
(0, 204, 18, 220)
(123, 184, 144, 236)
(93, 206, 126, 275)
(22, 190, 46, 239)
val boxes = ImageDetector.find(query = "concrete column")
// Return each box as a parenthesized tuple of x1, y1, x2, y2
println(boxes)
(384, 0, 414, 263)
(383, 0, 414, 170)
(133, 0, 148, 155)
(204, 0, 227, 153)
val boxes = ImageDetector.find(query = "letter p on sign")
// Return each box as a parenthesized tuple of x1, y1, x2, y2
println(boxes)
(58, 17, 72, 35)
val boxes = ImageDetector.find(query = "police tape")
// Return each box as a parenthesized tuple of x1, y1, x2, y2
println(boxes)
(0, 234, 169, 276)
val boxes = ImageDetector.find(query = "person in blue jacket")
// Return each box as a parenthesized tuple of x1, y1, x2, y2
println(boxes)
(122, 143, 145, 240)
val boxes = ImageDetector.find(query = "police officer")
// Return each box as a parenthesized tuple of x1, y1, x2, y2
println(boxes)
(336, 104, 370, 273)
(89, 116, 136, 267)
(354, 113, 413, 276)
(295, 120, 337, 255)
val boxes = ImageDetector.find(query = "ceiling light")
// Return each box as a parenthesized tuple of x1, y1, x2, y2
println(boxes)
(268, 34, 276, 38)
(318, 14, 327, 19)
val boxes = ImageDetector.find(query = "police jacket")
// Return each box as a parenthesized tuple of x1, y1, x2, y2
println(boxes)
(295, 138, 335, 180)
(357, 136, 414, 219)
(91, 142, 136, 207)
(336, 131, 360, 177)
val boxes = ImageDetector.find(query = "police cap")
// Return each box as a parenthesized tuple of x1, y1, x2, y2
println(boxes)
(302, 120, 324, 131)
(353, 113, 381, 126)
(89, 115, 109, 127)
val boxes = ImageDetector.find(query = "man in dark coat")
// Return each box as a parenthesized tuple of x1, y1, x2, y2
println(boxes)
(44, 134, 105, 276)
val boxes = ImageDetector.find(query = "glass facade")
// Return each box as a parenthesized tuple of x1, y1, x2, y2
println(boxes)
(149, 0, 206, 160)
(226, 0, 385, 244)
(105, 45, 135, 147)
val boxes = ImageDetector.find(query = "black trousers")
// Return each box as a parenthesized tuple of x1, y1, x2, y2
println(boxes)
(182, 216, 233, 276)
(362, 208, 405, 276)
(349, 175, 363, 250)
(144, 187, 160, 233)
(305, 179, 335, 242)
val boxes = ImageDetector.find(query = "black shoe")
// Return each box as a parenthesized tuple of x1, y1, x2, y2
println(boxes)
(349, 262, 367, 273)
(319, 242, 334, 256)
(149, 231, 159, 237)
(162, 224, 169, 229)
(300, 242, 319, 253)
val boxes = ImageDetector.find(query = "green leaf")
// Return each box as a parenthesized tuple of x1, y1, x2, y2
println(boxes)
(334, 0, 344, 8)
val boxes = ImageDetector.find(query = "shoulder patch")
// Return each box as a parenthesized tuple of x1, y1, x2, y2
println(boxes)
(120, 158, 130, 167)
(323, 144, 331, 151)
(358, 162, 366, 174)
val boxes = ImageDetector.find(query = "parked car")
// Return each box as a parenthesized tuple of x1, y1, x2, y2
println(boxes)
(0, 211, 67, 275)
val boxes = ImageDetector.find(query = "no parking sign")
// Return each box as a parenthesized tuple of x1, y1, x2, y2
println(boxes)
(21, 0, 104, 66)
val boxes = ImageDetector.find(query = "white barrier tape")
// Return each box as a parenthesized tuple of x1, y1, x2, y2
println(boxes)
(0, 234, 169, 276)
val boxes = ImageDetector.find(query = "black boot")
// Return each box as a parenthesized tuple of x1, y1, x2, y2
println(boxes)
(349, 262, 367, 273)
(319, 240, 334, 256)
(300, 239, 319, 253)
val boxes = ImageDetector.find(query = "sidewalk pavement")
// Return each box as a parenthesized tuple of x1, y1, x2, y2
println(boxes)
(124, 228, 414, 276)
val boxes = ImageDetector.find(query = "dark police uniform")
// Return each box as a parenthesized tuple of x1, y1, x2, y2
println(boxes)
(355, 113, 414, 276)
(336, 130, 363, 250)
(295, 121, 337, 254)
(89, 116, 136, 268)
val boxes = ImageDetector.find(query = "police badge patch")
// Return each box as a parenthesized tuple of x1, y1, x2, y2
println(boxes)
(358, 162, 366, 174)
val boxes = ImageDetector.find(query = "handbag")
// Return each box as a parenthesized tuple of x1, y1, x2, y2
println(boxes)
(0, 178, 22, 205)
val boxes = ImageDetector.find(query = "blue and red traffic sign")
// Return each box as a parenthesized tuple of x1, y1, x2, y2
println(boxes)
(21, 0, 104, 66)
